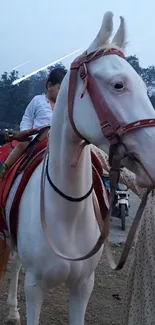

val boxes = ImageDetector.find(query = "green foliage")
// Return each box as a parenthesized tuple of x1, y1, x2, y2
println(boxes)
(0, 58, 155, 129)
(0, 62, 65, 129)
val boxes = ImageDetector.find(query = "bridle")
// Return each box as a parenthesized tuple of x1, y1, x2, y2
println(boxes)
(40, 47, 155, 269)
(68, 48, 155, 149)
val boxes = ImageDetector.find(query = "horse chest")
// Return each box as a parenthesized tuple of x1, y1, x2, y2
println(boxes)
(34, 253, 101, 289)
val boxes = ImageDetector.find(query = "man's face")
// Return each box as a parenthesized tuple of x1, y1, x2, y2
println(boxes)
(47, 83, 61, 102)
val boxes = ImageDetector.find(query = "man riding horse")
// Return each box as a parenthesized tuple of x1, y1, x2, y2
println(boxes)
(0, 67, 67, 178)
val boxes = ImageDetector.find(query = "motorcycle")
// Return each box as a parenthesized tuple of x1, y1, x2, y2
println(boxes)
(102, 174, 129, 231)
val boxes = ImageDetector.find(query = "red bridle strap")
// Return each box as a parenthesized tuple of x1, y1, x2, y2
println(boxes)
(68, 47, 155, 167)
(85, 66, 124, 144)
(68, 48, 126, 147)
(124, 119, 155, 133)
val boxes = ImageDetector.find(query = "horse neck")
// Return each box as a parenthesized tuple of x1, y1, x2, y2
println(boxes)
(47, 94, 92, 201)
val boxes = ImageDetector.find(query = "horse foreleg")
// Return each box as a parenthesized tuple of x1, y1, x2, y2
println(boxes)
(24, 271, 44, 325)
(68, 272, 95, 325)
(7, 251, 22, 325)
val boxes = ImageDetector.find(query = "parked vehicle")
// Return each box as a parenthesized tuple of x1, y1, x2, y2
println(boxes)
(102, 174, 129, 231)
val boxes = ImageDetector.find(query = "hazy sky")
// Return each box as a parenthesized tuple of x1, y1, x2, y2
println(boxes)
(0, 0, 154, 77)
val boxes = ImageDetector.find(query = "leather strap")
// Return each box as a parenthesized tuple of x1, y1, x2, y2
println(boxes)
(86, 66, 124, 144)
(124, 118, 155, 133)
(40, 148, 151, 268)
(68, 48, 126, 146)
(104, 188, 151, 270)
(40, 47, 155, 269)
(68, 48, 155, 144)
(68, 67, 84, 140)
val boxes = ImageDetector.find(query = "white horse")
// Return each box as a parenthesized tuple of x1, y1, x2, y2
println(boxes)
(4, 11, 155, 325)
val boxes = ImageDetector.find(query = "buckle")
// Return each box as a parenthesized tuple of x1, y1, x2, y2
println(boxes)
(101, 122, 124, 144)
(79, 63, 88, 80)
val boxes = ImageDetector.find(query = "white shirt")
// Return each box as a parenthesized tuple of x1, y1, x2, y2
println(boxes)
(20, 94, 53, 131)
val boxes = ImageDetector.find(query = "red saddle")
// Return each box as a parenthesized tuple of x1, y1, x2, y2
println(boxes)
(0, 139, 109, 245)
(0, 140, 18, 162)
(0, 137, 48, 242)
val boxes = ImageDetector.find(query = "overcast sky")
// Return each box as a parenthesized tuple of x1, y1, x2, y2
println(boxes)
(0, 0, 154, 77)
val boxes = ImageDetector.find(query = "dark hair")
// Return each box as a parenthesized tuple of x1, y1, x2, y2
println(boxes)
(46, 67, 67, 88)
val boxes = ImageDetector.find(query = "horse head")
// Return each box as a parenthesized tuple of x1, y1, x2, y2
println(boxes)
(58, 11, 155, 188)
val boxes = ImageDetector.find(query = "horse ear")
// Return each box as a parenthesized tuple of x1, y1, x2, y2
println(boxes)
(87, 11, 113, 53)
(112, 16, 126, 49)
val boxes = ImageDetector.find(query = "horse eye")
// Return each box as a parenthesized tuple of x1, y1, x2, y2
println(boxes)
(113, 82, 124, 90)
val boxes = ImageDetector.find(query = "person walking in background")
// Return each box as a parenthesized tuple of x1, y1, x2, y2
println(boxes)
(92, 144, 155, 325)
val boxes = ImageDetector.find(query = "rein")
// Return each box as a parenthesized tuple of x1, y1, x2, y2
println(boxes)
(40, 47, 155, 269)
(41, 148, 152, 267)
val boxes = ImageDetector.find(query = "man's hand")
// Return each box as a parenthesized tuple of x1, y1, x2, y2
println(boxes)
(12, 128, 40, 142)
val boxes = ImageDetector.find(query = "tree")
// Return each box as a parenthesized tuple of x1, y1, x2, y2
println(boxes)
(127, 55, 155, 99)
(0, 57, 154, 130)
(0, 70, 29, 128)
(0, 62, 67, 129)
(127, 55, 142, 75)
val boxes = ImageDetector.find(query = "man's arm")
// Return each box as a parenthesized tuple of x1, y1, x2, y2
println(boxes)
(0, 128, 40, 145)
(20, 97, 37, 131)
